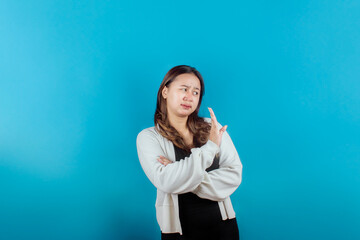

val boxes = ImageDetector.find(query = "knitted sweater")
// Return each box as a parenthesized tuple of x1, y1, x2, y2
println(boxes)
(136, 117, 243, 234)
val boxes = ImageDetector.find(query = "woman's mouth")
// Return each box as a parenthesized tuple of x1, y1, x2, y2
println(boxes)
(181, 104, 191, 109)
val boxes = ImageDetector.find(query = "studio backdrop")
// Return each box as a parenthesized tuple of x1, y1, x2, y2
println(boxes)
(1, 1, 359, 239)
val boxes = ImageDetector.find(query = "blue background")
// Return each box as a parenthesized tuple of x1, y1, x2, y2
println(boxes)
(1, 0, 359, 239)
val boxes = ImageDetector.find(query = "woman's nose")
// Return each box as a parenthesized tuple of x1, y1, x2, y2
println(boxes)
(184, 92, 193, 101)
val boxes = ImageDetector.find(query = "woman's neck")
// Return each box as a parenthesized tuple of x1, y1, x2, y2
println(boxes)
(168, 114, 188, 134)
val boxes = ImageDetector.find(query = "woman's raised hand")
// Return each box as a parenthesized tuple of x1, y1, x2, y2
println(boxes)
(208, 107, 227, 147)
(157, 107, 226, 167)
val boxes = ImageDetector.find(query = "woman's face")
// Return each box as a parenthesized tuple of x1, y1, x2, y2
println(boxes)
(162, 73, 201, 118)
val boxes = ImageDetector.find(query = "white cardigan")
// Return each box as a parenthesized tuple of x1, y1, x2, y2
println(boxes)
(136, 117, 243, 234)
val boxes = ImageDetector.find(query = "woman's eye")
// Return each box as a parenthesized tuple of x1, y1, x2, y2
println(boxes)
(194, 92, 199, 95)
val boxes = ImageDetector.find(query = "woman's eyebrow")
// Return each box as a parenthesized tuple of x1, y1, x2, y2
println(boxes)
(180, 84, 200, 90)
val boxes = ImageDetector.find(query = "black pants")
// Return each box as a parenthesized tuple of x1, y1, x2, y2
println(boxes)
(161, 217, 239, 240)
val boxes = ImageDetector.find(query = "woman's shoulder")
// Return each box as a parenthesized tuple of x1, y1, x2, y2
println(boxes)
(137, 126, 156, 136)
(137, 125, 162, 141)
(136, 126, 170, 150)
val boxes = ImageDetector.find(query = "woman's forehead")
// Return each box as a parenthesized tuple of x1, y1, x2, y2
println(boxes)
(173, 73, 201, 89)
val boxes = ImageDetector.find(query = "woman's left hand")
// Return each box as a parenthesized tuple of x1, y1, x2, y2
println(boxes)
(157, 155, 172, 166)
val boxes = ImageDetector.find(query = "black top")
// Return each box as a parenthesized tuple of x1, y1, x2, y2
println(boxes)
(174, 144, 222, 235)
(174, 143, 220, 209)
(161, 144, 240, 240)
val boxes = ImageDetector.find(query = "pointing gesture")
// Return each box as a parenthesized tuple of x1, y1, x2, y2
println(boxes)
(208, 107, 228, 147)
(156, 108, 227, 167)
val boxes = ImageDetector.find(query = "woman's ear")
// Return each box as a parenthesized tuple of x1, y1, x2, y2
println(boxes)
(162, 86, 168, 99)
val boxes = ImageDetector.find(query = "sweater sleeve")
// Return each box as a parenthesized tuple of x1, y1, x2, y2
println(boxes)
(192, 124, 243, 201)
(136, 128, 220, 194)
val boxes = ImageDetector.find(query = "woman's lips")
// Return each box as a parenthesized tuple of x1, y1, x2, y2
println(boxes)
(181, 104, 191, 109)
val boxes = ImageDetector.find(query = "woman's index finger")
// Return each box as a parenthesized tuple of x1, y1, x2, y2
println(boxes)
(208, 107, 218, 123)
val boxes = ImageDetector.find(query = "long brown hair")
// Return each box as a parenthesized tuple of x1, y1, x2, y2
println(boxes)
(154, 65, 211, 152)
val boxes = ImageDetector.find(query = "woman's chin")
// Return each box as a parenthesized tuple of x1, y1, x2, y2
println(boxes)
(176, 110, 193, 117)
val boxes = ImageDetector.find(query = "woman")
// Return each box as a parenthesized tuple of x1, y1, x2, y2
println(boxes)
(136, 65, 243, 240)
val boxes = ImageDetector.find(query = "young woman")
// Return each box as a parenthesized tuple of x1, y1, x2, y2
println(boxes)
(136, 65, 243, 240)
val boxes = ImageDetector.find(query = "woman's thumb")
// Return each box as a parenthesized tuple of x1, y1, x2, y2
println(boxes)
(221, 125, 228, 133)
